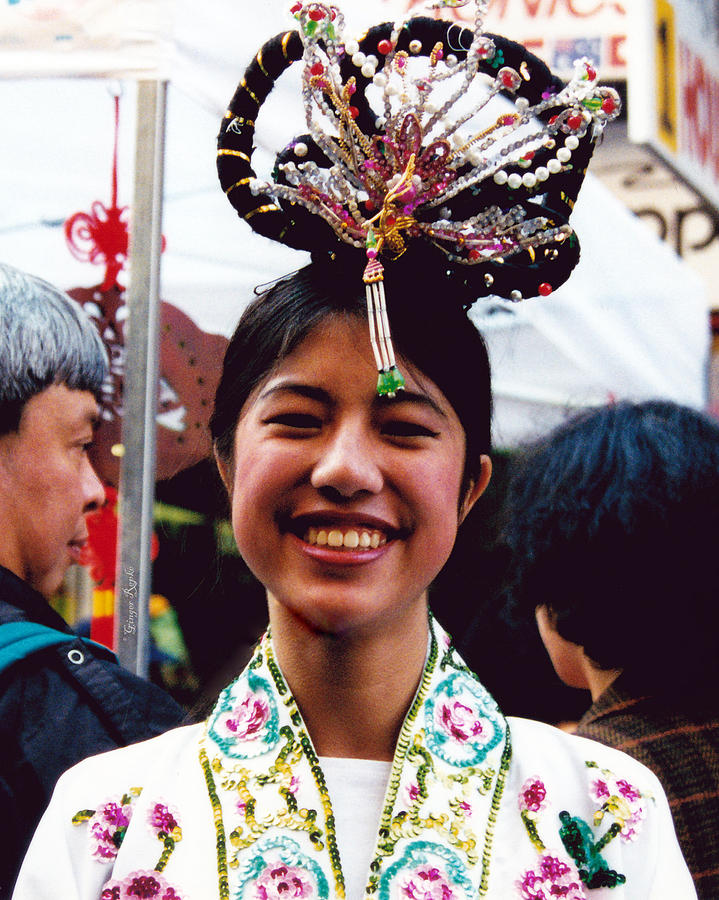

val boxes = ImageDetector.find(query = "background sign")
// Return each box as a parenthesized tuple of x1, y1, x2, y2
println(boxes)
(387, 0, 628, 79)
(654, 0, 677, 153)
(630, 0, 719, 212)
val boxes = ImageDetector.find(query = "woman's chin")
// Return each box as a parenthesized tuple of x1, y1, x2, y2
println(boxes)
(267, 587, 426, 641)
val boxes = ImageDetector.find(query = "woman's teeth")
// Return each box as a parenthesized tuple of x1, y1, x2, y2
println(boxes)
(304, 526, 387, 549)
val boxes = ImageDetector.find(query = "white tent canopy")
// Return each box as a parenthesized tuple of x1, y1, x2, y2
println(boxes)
(473, 174, 709, 446)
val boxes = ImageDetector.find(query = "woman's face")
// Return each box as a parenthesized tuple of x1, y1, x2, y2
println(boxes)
(218, 315, 490, 638)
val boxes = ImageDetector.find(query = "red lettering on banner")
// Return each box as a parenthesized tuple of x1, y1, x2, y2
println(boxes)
(567, 1, 604, 14)
(486, 0, 510, 17)
(486, 0, 625, 18)
(399, 0, 626, 19)
(680, 40, 719, 183)
(608, 34, 626, 67)
(566, 1, 625, 15)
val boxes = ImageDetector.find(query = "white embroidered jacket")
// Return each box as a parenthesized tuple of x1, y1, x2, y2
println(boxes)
(13, 619, 696, 900)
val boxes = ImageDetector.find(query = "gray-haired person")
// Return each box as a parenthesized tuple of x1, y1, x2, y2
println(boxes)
(0, 263, 184, 899)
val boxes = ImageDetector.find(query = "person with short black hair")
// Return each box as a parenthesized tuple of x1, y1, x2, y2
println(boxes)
(501, 400, 719, 898)
(0, 263, 185, 899)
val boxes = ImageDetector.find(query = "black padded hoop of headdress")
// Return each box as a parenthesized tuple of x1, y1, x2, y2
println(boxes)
(217, 30, 305, 248)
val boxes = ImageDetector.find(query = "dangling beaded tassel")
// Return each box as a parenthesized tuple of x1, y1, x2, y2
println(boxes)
(364, 232, 405, 397)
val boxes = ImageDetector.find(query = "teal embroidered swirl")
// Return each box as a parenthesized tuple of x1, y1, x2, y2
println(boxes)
(207, 669, 280, 759)
(424, 673, 504, 766)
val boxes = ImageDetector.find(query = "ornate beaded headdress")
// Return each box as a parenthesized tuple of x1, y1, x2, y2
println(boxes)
(217, 0, 620, 396)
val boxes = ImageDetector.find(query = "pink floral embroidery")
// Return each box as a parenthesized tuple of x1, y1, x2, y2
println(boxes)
(611, 798, 644, 842)
(89, 799, 134, 860)
(517, 853, 586, 899)
(101, 871, 183, 899)
(615, 778, 645, 839)
(225, 691, 270, 740)
(439, 701, 483, 743)
(518, 777, 547, 814)
(405, 782, 421, 805)
(256, 863, 315, 900)
(589, 769, 646, 842)
(616, 779, 641, 803)
(401, 866, 454, 900)
(590, 778, 610, 802)
(449, 795, 473, 819)
(149, 803, 180, 839)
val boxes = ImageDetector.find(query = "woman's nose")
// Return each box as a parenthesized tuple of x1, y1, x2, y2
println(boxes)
(310, 423, 383, 498)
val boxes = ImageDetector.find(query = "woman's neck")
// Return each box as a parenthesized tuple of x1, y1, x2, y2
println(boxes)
(268, 601, 430, 761)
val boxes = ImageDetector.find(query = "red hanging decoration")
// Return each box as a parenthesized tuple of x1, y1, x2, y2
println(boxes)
(64, 94, 130, 291)
(62, 91, 225, 485)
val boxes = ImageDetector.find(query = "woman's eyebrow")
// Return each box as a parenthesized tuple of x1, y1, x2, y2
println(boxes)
(379, 390, 448, 420)
(258, 382, 447, 419)
(258, 382, 330, 404)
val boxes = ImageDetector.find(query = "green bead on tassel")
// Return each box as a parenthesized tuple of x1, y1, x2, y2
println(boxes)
(377, 366, 405, 398)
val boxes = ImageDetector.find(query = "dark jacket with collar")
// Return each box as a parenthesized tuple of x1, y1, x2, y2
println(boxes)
(0, 565, 186, 899)
(574, 672, 719, 899)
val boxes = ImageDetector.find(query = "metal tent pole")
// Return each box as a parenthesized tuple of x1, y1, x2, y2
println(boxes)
(114, 79, 167, 675)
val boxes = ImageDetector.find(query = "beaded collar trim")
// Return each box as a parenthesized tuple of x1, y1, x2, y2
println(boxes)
(217, 0, 619, 395)
(66, 620, 656, 898)
(199, 617, 511, 898)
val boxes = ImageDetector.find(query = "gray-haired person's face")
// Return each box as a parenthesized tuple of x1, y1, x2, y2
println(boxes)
(0, 383, 105, 598)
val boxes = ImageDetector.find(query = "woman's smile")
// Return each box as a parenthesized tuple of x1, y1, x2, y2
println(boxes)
(305, 527, 386, 550)
(290, 519, 394, 566)
(282, 510, 403, 558)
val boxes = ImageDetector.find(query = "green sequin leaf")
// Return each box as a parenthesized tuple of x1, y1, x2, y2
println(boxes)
(71, 809, 95, 825)
(558, 810, 627, 889)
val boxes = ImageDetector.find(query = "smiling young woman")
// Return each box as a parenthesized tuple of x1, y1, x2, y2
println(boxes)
(13, 257, 696, 900)
(211, 262, 492, 764)
(11, 1, 696, 897)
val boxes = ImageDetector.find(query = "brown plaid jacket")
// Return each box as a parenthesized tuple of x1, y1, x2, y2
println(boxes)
(574, 675, 719, 899)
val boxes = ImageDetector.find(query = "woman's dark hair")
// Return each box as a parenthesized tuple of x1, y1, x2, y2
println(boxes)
(500, 400, 719, 684)
(211, 250, 492, 491)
